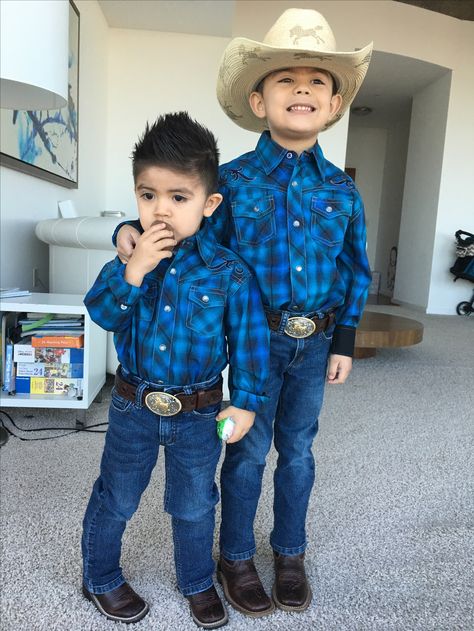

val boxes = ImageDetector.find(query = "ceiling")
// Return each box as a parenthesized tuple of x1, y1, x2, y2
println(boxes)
(97, 0, 474, 33)
(394, 0, 474, 21)
(350, 51, 449, 127)
(98, 1, 235, 36)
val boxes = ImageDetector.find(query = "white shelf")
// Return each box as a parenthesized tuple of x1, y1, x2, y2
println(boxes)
(0, 292, 106, 410)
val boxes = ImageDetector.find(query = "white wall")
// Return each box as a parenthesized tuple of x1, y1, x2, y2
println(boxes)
(428, 24, 474, 314)
(0, 0, 109, 292)
(346, 126, 387, 268)
(105, 29, 244, 214)
(395, 72, 451, 309)
(104, 27, 348, 216)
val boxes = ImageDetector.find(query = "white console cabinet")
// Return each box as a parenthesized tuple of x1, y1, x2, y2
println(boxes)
(0, 293, 106, 412)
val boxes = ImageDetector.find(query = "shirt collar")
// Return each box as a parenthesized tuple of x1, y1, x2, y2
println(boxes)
(309, 142, 326, 174)
(255, 131, 289, 175)
(180, 220, 219, 268)
(255, 130, 327, 177)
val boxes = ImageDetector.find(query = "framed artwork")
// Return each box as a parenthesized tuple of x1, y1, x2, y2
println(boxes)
(0, 0, 80, 188)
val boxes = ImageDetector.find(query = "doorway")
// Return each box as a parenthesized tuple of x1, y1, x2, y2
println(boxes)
(346, 51, 451, 308)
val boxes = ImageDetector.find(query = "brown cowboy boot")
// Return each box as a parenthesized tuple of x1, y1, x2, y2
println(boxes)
(272, 552, 312, 611)
(186, 585, 228, 629)
(82, 582, 149, 623)
(217, 556, 275, 617)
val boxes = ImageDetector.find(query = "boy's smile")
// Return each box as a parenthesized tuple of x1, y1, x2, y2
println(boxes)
(249, 67, 342, 152)
(135, 166, 222, 243)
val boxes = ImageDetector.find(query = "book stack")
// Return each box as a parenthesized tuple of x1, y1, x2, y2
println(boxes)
(1, 312, 85, 398)
(0, 287, 31, 299)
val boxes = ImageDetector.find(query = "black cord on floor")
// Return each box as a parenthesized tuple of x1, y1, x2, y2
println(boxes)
(0, 409, 108, 442)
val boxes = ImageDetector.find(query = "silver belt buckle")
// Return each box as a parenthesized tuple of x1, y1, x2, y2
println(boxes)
(145, 391, 182, 416)
(284, 316, 316, 339)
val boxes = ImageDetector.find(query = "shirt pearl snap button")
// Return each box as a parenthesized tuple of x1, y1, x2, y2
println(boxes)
(164, 305, 171, 312)
(326, 206, 333, 212)
(159, 344, 167, 351)
(293, 220, 300, 227)
(291, 180, 298, 187)
(170, 268, 177, 275)
(287, 152, 293, 159)
(120, 304, 127, 310)
(253, 206, 259, 212)
(202, 295, 209, 303)
(296, 265, 303, 272)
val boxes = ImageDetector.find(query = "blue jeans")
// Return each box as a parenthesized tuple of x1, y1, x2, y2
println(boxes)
(220, 318, 333, 559)
(82, 373, 222, 596)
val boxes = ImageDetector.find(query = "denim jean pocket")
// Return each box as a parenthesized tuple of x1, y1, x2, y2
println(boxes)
(321, 322, 336, 341)
(191, 401, 221, 420)
(110, 386, 133, 412)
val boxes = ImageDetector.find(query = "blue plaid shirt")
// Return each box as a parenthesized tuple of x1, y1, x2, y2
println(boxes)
(210, 132, 371, 356)
(113, 132, 371, 356)
(87, 222, 269, 412)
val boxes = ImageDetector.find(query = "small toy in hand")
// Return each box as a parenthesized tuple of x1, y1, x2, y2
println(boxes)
(217, 417, 235, 441)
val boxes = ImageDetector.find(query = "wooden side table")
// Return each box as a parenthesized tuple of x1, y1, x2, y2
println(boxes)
(355, 311, 424, 358)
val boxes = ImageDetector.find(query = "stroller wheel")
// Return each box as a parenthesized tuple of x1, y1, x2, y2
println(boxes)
(456, 301, 472, 316)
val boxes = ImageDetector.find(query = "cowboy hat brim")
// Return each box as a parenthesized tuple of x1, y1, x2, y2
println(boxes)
(217, 37, 373, 133)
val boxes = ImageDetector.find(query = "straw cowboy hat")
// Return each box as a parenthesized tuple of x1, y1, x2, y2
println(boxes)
(217, 8, 373, 132)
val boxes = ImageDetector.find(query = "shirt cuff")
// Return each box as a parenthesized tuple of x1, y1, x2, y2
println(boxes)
(112, 219, 142, 246)
(330, 325, 356, 357)
(107, 261, 147, 306)
(230, 389, 269, 413)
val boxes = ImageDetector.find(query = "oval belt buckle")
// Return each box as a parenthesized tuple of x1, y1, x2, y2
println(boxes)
(145, 391, 182, 416)
(284, 316, 316, 339)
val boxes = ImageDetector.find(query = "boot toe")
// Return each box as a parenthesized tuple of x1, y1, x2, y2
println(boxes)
(187, 585, 228, 628)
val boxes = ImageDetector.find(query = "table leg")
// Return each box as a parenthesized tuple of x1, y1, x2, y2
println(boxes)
(354, 347, 377, 359)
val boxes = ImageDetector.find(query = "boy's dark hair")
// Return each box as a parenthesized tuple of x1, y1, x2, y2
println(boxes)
(255, 69, 338, 96)
(132, 112, 219, 194)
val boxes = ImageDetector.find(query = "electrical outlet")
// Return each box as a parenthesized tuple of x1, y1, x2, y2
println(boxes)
(32, 267, 40, 287)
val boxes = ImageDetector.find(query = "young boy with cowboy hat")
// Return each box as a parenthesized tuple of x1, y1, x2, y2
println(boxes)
(114, 8, 373, 617)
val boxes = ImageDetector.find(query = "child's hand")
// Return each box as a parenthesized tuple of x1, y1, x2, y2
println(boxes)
(125, 223, 176, 286)
(327, 354, 352, 384)
(217, 406, 255, 443)
(117, 225, 141, 263)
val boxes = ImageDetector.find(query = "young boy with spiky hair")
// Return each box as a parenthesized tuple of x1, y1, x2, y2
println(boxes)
(115, 8, 373, 617)
(81, 112, 269, 628)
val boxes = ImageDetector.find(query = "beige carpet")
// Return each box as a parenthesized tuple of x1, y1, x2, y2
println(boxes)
(1, 306, 473, 630)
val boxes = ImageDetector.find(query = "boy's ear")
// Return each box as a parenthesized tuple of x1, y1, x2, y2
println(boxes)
(328, 93, 343, 120)
(203, 193, 223, 217)
(249, 91, 267, 120)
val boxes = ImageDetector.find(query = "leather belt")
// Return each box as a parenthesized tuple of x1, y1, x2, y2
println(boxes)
(265, 311, 335, 339)
(114, 371, 223, 416)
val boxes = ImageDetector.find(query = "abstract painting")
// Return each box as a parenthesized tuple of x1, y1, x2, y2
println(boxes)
(0, 1, 80, 188)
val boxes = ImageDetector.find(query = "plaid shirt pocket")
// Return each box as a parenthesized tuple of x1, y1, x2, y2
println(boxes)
(186, 286, 226, 337)
(231, 191, 276, 246)
(310, 197, 352, 247)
